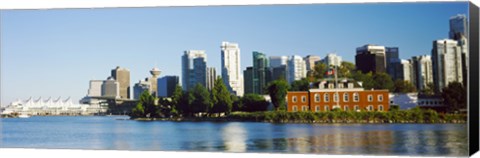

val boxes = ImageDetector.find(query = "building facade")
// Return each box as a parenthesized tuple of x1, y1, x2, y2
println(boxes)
(182, 50, 207, 91)
(243, 67, 254, 95)
(304, 55, 321, 71)
(432, 39, 463, 92)
(411, 55, 433, 90)
(321, 53, 342, 67)
(87, 80, 103, 97)
(269, 56, 288, 68)
(385, 47, 402, 80)
(206, 67, 216, 91)
(287, 79, 389, 112)
(102, 77, 120, 98)
(133, 80, 151, 99)
(157, 76, 179, 97)
(449, 14, 467, 40)
(253, 51, 270, 94)
(148, 67, 161, 96)
(355, 44, 387, 74)
(272, 65, 288, 81)
(287, 55, 307, 84)
(221, 41, 243, 96)
(111, 66, 131, 99)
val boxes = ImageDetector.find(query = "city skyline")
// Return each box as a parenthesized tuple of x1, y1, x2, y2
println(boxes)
(0, 2, 468, 105)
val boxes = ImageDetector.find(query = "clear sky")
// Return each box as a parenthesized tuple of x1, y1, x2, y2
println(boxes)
(0, 2, 468, 105)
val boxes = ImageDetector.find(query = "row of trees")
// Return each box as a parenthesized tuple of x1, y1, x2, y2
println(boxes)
(131, 78, 271, 119)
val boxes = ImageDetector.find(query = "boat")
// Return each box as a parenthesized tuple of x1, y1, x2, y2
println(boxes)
(18, 114, 30, 118)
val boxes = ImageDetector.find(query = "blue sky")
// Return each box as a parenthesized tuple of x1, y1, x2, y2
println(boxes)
(0, 2, 468, 105)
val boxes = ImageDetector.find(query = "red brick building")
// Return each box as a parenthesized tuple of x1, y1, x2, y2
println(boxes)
(287, 79, 390, 112)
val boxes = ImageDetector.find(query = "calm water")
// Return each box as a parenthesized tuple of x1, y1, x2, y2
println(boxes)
(0, 116, 468, 156)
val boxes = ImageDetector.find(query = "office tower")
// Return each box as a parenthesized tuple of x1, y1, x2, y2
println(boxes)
(287, 55, 307, 84)
(253, 51, 270, 94)
(133, 80, 151, 99)
(182, 50, 207, 91)
(243, 67, 254, 95)
(432, 39, 463, 93)
(400, 59, 414, 82)
(87, 80, 103, 97)
(111, 66, 131, 99)
(355, 44, 387, 74)
(157, 76, 179, 97)
(148, 67, 161, 97)
(321, 53, 342, 67)
(304, 55, 321, 71)
(449, 14, 468, 40)
(221, 41, 243, 96)
(411, 55, 433, 90)
(102, 77, 120, 98)
(206, 67, 217, 91)
(269, 56, 288, 68)
(272, 65, 288, 81)
(385, 47, 401, 80)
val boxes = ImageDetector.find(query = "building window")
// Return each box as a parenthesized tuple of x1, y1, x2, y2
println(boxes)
(324, 105, 330, 111)
(343, 93, 349, 102)
(344, 105, 349, 111)
(324, 93, 330, 102)
(368, 95, 373, 102)
(354, 105, 359, 111)
(292, 106, 298, 112)
(353, 93, 359, 102)
(315, 94, 320, 102)
(333, 93, 338, 102)
(302, 106, 308, 111)
(378, 105, 384, 111)
(301, 96, 307, 103)
(292, 96, 297, 103)
(367, 105, 373, 111)
(378, 95, 383, 102)
(315, 106, 320, 112)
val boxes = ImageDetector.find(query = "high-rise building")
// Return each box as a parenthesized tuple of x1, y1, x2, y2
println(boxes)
(133, 80, 151, 99)
(321, 53, 342, 67)
(355, 44, 386, 74)
(304, 55, 321, 71)
(182, 50, 207, 91)
(411, 55, 433, 90)
(87, 80, 103, 97)
(243, 67, 254, 95)
(385, 47, 401, 80)
(102, 77, 120, 98)
(269, 56, 288, 68)
(272, 65, 288, 81)
(206, 67, 217, 91)
(148, 67, 161, 96)
(221, 41, 243, 96)
(253, 51, 270, 94)
(432, 39, 463, 93)
(157, 76, 179, 97)
(400, 59, 414, 82)
(449, 14, 468, 40)
(287, 55, 307, 84)
(111, 66, 131, 99)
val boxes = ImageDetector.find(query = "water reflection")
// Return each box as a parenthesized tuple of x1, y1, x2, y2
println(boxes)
(221, 122, 247, 152)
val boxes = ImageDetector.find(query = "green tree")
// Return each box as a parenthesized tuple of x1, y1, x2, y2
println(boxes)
(352, 71, 374, 89)
(313, 62, 328, 80)
(419, 82, 435, 96)
(190, 83, 211, 115)
(442, 82, 466, 112)
(289, 78, 310, 91)
(130, 91, 156, 118)
(393, 79, 417, 93)
(267, 80, 289, 111)
(338, 61, 356, 78)
(241, 94, 270, 112)
(372, 72, 394, 90)
(210, 78, 233, 115)
(172, 84, 192, 116)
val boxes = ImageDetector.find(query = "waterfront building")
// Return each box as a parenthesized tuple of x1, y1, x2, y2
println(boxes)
(355, 44, 386, 74)
(321, 53, 342, 67)
(287, 78, 390, 112)
(221, 41, 243, 96)
(388, 93, 418, 110)
(111, 66, 131, 99)
(2, 97, 102, 116)
(411, 55, 433, 90)
(253, 51, 270, 94)
(206, 67, 216, 91)
(449, 14, 468, 40)
(182, 50, 207, 91)
(148, 67, 161, 96)
(304, 55, 321, 71)
(102, 77, 120, 99)
(432, 39, 463, 92)
(269, 56, 288, 68)
(133, 80, 151, 99)
(287, 55, 307, 84)
(157, 76, 179, 97)
(243, 67, 254, 94)
(87, 80, 103, 97)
